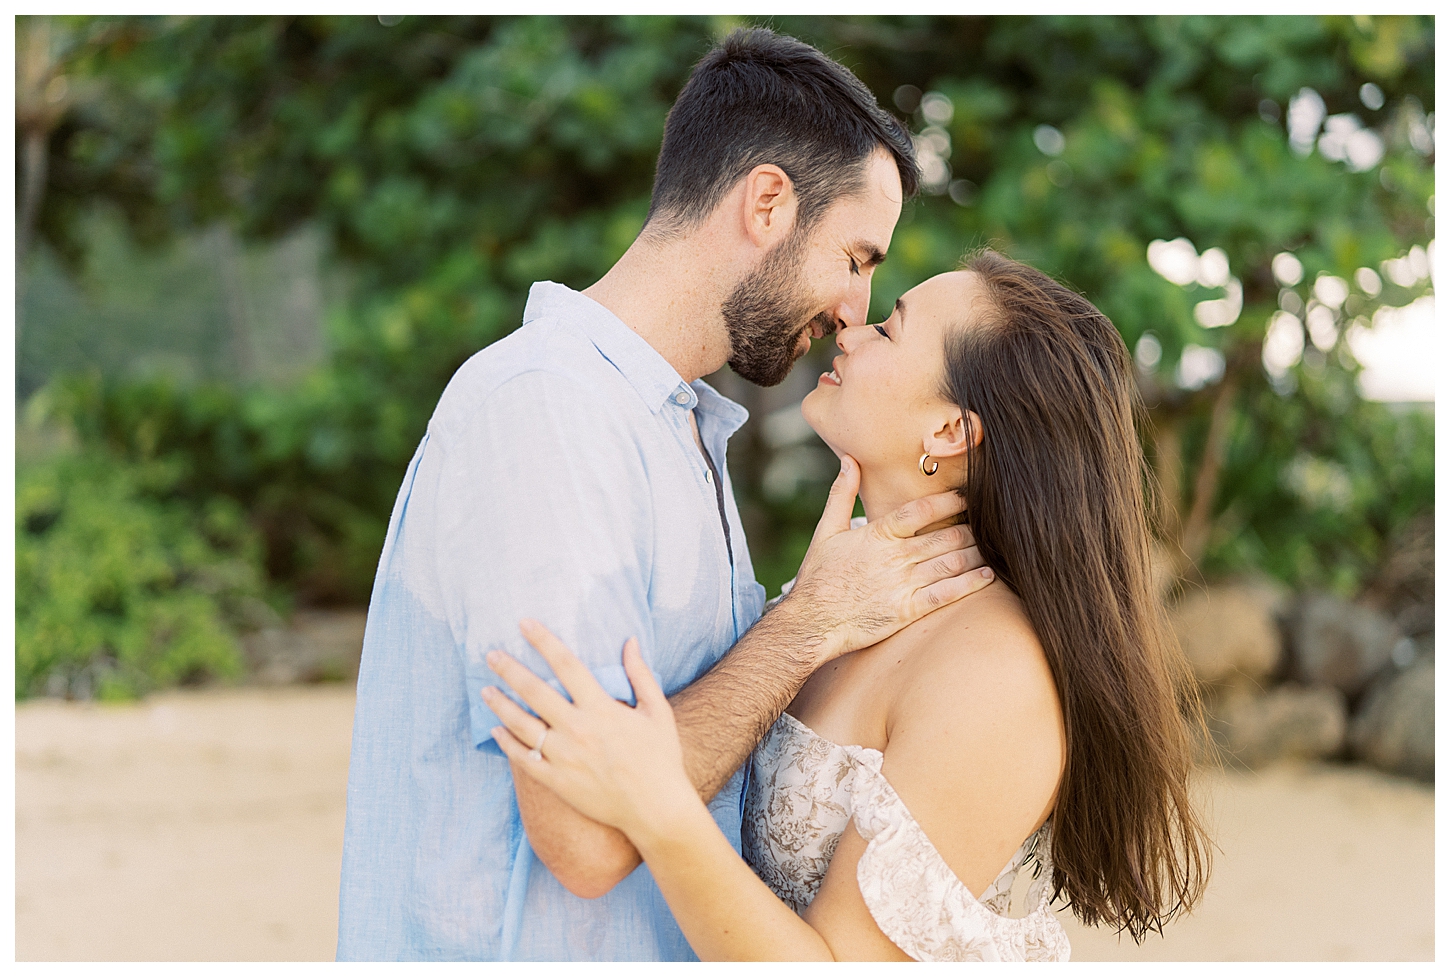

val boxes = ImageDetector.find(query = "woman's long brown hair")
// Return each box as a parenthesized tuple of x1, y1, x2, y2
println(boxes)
(942, 249, 1211, 939)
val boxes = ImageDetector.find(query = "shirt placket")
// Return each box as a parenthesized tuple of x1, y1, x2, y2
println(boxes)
(671, 385, 738, 633)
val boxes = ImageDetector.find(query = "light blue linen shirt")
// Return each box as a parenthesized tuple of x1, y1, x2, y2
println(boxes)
(336, 281, 767, 961)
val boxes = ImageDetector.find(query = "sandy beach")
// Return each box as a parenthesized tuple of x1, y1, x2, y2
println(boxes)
(15, 684, 1435, 962)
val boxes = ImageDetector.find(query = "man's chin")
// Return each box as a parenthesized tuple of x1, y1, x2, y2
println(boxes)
(727, 354, 793, 387)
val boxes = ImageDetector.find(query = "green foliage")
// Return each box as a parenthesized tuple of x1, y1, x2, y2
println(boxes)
(1200, 375, 1434, 595)
(37, 369, 393, 604)
(15, 426, 264, 699)
(23, 14, 1436, 611)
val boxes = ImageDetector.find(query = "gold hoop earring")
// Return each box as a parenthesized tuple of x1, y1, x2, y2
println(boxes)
(919, 453, 939, 477)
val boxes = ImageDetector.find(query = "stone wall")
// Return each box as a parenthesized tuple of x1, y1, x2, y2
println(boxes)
(1173, 516, 1434, 781)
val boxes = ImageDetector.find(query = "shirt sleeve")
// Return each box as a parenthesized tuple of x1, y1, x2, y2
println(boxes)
(423, 369, 661, 755)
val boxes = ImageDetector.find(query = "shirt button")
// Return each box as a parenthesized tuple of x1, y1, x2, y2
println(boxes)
(674, 391, 690, 405)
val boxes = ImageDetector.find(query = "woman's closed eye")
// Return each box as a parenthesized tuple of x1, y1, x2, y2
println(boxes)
(874, 323, 890, 339)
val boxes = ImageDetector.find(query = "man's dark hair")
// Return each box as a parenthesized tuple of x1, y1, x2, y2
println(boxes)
(644, 27, 919, 238)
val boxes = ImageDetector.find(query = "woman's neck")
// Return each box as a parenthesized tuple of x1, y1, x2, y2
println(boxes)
(857, 463, 962, 536)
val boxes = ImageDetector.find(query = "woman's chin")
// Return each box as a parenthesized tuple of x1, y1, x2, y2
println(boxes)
(799, 403, 844, 459)
(799, 389, 828, 435)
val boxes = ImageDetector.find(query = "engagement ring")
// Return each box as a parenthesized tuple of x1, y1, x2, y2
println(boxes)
(528, 728, 548, 762)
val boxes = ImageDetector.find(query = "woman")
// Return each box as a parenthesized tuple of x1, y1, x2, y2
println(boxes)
(483, 250, 1212, 961)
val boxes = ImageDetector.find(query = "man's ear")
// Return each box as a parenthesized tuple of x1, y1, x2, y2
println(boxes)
(923, 409, 983, 461)
(740, 164, 797, 249)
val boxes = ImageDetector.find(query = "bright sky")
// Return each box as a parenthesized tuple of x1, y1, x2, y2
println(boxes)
(1348, 295, 1437, 402)
(1149, 235, 1437, 404)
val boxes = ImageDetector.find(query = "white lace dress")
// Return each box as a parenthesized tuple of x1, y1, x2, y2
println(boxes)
(741, 711, 1071, 962)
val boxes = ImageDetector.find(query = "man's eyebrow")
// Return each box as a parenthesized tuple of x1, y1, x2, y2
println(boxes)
(853, 240, 888, 267)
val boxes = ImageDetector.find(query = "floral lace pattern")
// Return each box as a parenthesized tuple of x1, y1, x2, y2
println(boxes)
(742, 712, 1071, 962)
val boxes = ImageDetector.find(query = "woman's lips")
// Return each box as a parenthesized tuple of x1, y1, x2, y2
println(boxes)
(818, 367, 841, 386)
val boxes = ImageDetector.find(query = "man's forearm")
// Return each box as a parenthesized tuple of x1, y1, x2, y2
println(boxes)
(671, 596, 836, 802)
(511, 757, 643, 899)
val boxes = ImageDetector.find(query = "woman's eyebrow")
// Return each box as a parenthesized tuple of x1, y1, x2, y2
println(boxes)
(895, 297, 908, 332)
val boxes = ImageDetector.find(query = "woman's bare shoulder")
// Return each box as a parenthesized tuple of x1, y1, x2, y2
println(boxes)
(890, 584, 1059, 728)
(876, 584, 1065, 896)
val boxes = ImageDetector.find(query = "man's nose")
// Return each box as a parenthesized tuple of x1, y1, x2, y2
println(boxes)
(832, 272, 872, 332)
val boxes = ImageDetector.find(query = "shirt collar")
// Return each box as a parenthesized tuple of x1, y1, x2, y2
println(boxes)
(523, 281, 687, 415)
(691, 378, 750, 439)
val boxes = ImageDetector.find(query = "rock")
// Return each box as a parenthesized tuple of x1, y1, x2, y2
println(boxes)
(1396, 603, 1435, 640)
(1209, 685, 1348, 769)
(242, 609, 367, 685)
(1290, 594, 1404, 698)
(1169, 580, 1288, 686)
(1350, 658, 1434, 782)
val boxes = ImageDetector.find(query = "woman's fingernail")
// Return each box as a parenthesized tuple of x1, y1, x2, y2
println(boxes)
(981, 567, 994, 580)
(487, 650, 503, 666)
(490, 726, 504, 740)
(481, 686, 496, 699)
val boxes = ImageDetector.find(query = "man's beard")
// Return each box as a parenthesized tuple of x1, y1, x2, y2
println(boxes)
(720, 229, 833, 387)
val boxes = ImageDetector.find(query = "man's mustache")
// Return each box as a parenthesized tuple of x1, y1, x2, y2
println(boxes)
(804, 312, 839, 345)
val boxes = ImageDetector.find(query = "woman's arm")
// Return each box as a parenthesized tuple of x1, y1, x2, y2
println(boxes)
(624, 790, 840, 960)
(487, 626, 842, 959)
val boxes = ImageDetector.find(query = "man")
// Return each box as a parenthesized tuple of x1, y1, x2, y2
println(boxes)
(337, 28, 987, 961)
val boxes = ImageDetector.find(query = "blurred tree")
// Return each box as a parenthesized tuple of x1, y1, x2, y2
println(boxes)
(21, 14, 1435, 610)
(15, 422, 265, 700)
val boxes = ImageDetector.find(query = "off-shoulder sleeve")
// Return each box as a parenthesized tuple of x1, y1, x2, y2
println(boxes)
(843, 748, 1072, 962)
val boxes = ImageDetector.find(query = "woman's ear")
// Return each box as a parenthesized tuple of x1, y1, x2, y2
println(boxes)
(923, 409, 983, 461)
(965, 411, 983, 450)
(740, 164, 797, 249)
